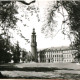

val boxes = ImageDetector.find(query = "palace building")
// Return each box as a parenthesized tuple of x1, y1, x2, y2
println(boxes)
(37, 49, 77, 63)
(31, 28, 77, 63)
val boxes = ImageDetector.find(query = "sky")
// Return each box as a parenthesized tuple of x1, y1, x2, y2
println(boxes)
(9, 0, 72, 51)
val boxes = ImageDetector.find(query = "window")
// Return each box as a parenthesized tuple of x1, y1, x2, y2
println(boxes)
(70, 60, 71, 62)
(69, 55, 71, 57)
(67, 60, 68, 62)
(51, 54, 52, 58)
(49, 54, 50, 57)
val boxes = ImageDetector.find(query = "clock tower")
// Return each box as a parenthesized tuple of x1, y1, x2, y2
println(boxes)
(31, 28, 38, 62)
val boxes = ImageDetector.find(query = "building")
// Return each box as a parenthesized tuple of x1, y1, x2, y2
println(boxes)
(38, 48, 77, 63)
(31, 28, 77, 63)
(31, 28, 38, 62)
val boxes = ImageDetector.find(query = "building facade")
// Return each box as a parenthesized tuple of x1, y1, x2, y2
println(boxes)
(38, 49, 77, 63)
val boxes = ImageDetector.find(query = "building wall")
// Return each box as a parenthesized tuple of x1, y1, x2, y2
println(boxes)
(38, 49, 77, 63)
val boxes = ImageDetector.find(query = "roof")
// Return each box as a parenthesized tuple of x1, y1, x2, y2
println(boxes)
(38, 46, 77, 53)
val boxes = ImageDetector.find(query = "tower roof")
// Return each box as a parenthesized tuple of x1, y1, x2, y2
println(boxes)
(32, 28, 36, 34)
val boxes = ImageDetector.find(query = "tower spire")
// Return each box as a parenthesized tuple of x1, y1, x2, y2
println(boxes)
(32, 28, 36, 34)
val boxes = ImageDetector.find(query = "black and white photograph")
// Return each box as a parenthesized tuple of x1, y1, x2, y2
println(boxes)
(0, 0, 80, 79)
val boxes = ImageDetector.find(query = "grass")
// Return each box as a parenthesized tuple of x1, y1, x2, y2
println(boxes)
(0, 63, 80, 79)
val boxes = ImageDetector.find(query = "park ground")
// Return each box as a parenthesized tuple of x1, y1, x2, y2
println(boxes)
(0, 62, 80, 79)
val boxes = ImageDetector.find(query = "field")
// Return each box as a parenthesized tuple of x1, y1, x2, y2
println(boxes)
(0, 62, 80, 79)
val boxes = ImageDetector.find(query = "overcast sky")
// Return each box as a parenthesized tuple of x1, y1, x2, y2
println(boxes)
(9, 0, 71, 51)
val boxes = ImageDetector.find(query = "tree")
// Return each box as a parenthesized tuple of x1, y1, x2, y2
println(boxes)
(21, 50, 28, 63)
(0, 0, 37, 64)
(40, 1, 80, 61)
(19, 0, 35, 5)
(0, 1, 18, 63)
(12, 41, 21, 63)
(56, 1, 80, 61)
(25, 51, 35, 62)
(0, 1, 18, 28)
(0, 0, 36, 77)
(0, 35, 12, 63)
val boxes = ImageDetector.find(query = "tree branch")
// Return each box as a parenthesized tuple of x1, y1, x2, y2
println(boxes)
(19, 0, 35, 5)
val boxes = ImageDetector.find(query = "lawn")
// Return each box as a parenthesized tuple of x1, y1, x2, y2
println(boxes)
(0, 63, 80, 79)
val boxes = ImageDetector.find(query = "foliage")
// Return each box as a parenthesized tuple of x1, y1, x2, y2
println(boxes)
(0, 1, 19, 63)
(41, 1, 80, 60)
(26, 52, 35, 62)
(61, 1, 80, 32)
(0, 1, 38, 64)
(0, 1, 18, 48)
(12, 42, 21, 63)
(0, 35, 12, 63)
(41, 2, 58, 37)
(60, 1, 80, 60)
(21, 50, 28, 63)
(21, 51, 35, 62)
(0, 1, 18, 29)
